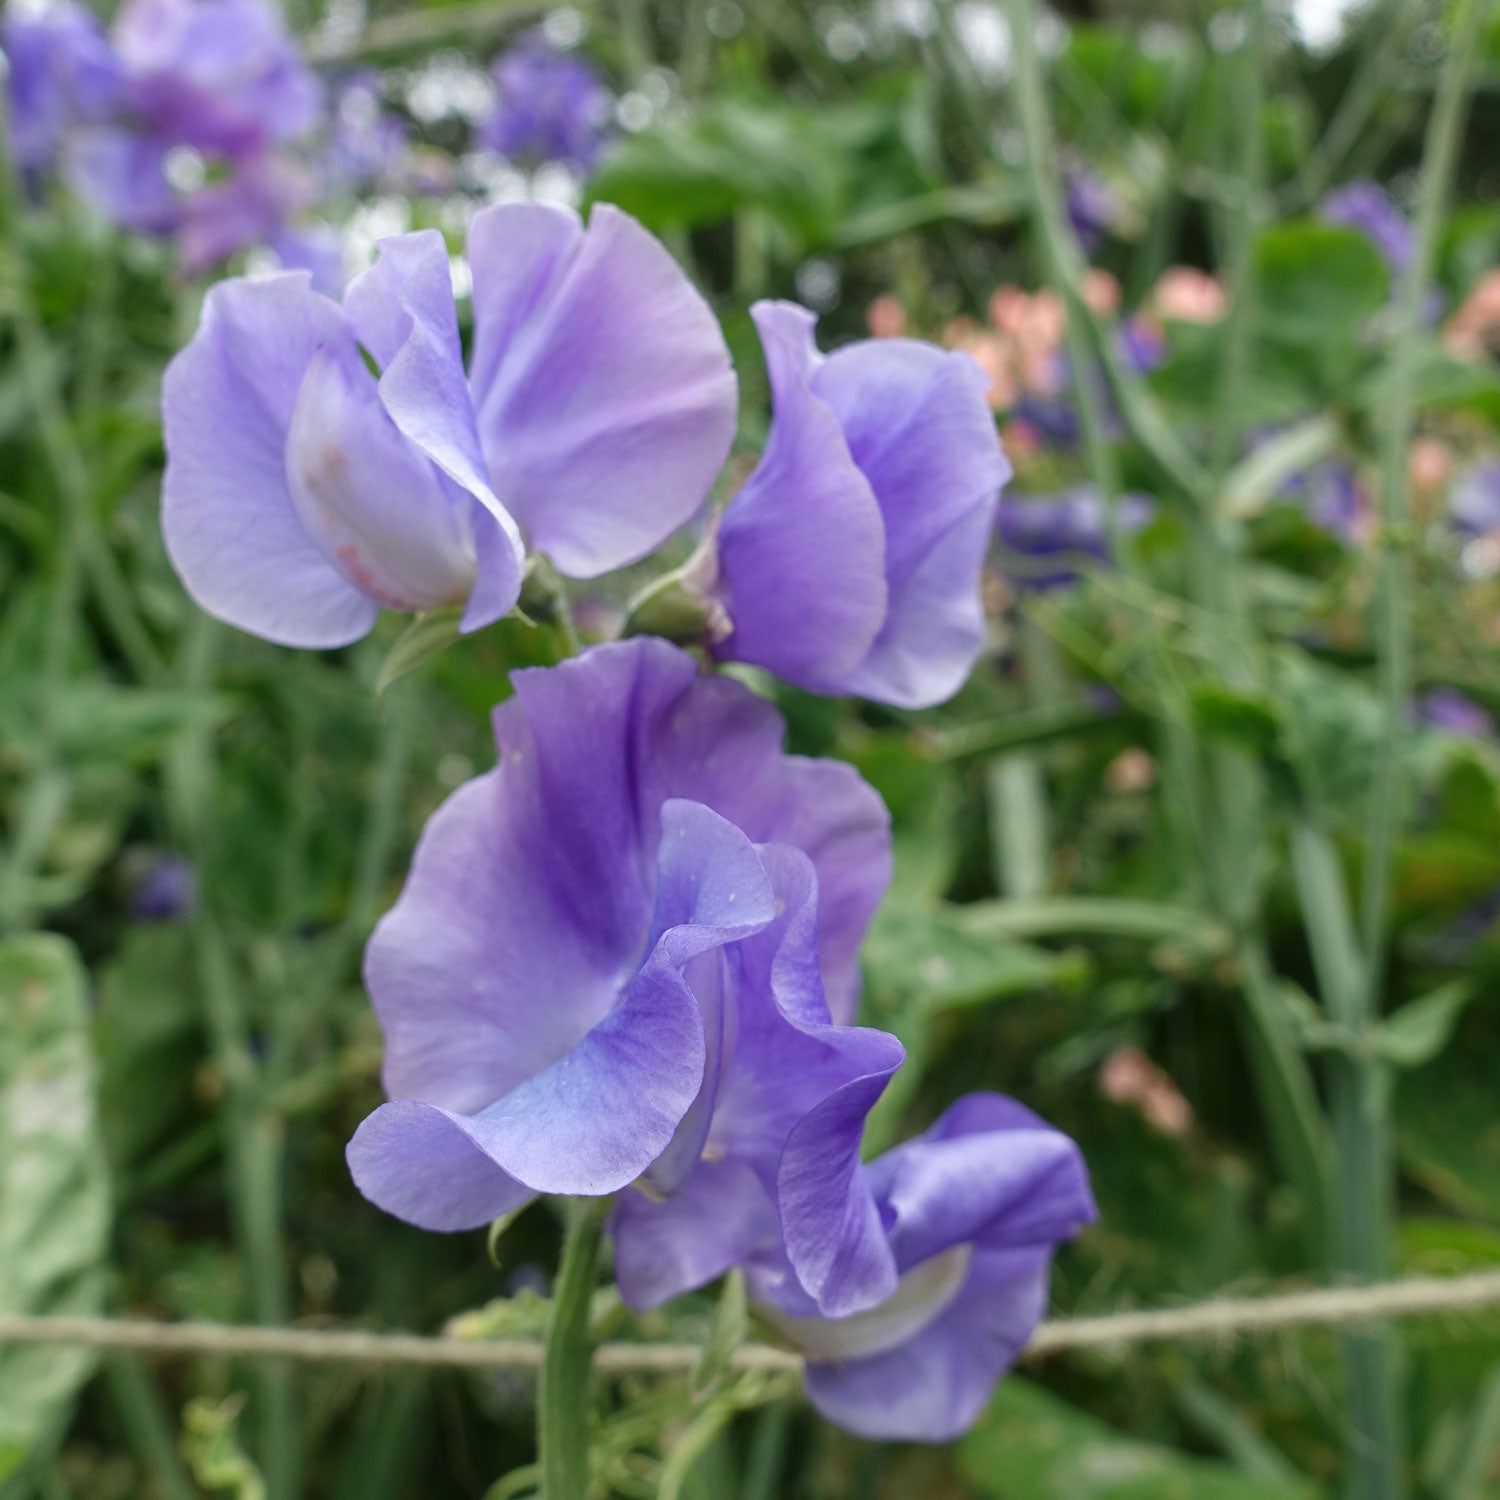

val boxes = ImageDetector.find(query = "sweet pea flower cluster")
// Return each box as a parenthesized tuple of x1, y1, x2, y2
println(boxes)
(3, 0, 324, 272)
(159, 202, 1095, 1440)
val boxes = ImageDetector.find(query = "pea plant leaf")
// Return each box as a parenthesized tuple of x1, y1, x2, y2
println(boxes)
(0, 934, 111, 1484)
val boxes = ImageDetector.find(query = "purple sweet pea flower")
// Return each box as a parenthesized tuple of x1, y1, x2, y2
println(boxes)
(1450, 461, 1500, 539)
(2, 1, 120, 173)
(744, 1093, 1095, 1441)
(160, 202, 736, 646)
(1414, 687, 1495, 740)
(270, 220, 345, 295)
(1319, 180, 1413, 277)
(1063, 164, 1119, 255)
(130, 850, 198, 921)
(318, 70, 407, 196)
(481, 33, 611, 172)
(706, 301, 1009, 710)
(111, 0, 321, 157)
(346, 640, 902, 1274)
(995, 487, 1152, 590)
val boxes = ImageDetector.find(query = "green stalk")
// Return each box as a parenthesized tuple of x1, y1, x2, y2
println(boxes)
(538, 1202, 606, 1500)
(165, 619, 300, 1500)
(1361, 0, 1486, 974)
(1002, 0, 1334, 1261)
(1291, 820, 1401, 1498)
(103, 1358, 198, 1500)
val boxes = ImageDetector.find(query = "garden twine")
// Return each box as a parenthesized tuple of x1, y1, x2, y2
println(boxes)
(4, 1271, 1500, 1376)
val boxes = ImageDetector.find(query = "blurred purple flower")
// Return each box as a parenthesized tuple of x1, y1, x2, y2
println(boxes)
(347, 639, 902, 1269)
(995, 488, 1152, 590)
(1450, 461, 1500, 538)
(174, 154, 313, 273)
(1008, 392, 1079, 447)
(161, 203, 736, 646)
(1304, 461, 1369, 546)
(708, 301, 1009, 709)
(1414, 687, 1495, 740)
(131, 851, 198, 921)
(318, 70, 407, 195)
(1319, 180, 1413, 276)
(111, 0, 321, 157)
(1064, 165, 1119, 254)
(744, 1094, 1095, 1441)
(2, 1, 120, 173)
(480, 33, 611, 172)
(1118, 315, 1165, 375)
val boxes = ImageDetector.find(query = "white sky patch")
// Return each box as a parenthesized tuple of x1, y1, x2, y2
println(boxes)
(954, 2, 1011, 80)
(1292, 0, 1365, 51)
(404, 52, 495, 125)
(343, 196, 413, 273)
(542, 7, 586, 48)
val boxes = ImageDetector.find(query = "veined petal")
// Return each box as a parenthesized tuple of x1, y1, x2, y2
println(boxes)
(161, 272, 378, 647)
(284, 343, 477, 613)
(801, 1246, 1051, 1443)
(344, 229, 525, 624)
(468, 201, 736, 577)
(714, 301, 888, 687)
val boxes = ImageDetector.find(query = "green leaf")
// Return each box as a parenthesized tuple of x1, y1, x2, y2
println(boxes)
(0, 934, 111, 1484)
(959, 1379, 1321, 1499)
(692, 1270, 748, 1395)
(1254, 222, 1389, 345)
(1375, 980, 1475, 1068)
(1188, 684, 1285, 756)
(375, 606, 465, 700)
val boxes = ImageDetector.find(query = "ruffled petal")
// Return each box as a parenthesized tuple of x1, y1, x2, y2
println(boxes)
(345, 1101, 535, 1232)
(801, 1246, 1050, 1442)
(343, 229, 525, 625)
(284, 343, 477, 612)
(161, 273, 378, 647)
(611, 1158, 779, 1312)
(467, 201, 736, 577)
(872, 1094, 1097, 1273)
(353, 797, 778, 1222)
(812, 340, 1009, 708)
(714, 301, 887, 686)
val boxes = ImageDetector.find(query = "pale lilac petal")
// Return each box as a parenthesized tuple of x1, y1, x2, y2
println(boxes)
(877, 1113, 1096, 1273)
(285, 344, 477, 612)
(161, 273, 378, 647)
(64, 127, 175, 232)
(714, 301, 887, 686)
(802, 1247, 1051, 1443)
(343, 229, 525, 622)
(346, 1102, 535, 1232)
(467, 201, 736, 576)
(813, 340, 1009, 708)
(611, 1157, 779, 1311)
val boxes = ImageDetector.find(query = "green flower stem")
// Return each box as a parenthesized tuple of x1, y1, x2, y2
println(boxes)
(166, 617, 300, 1500)
(539, 1200, 607, 1500)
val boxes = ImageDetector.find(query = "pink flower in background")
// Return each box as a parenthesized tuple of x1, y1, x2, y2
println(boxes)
(1098, 1047, 1192, 1138)
(1151, 266, 1227, 325)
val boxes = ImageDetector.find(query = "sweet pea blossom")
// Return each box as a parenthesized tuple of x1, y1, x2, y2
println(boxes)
(1320, 180, 1413, 276)
(2, 1, 120, 175)
(744, 1094, 1095, 1441)
(347, 639, 903, 1281)
(481, 33, 612, 172)
(704, 301, 1009, 709)
(161, 201, 736, 645)
(995, 488, 1152, 590)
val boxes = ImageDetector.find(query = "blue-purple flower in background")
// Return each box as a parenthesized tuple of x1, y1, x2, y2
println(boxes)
(704, 301, 1010, 709)
(480, 31, 611, 172)
(1450, 461, 1500, 540)
(2, 1, 120, 175)
(1414, 687, 1495, 740)
(161, 202, 737, 645)
(744, 1094, 1095, 1441)
(347, 641, 903, 1279)
(1063, 164, 1120, 255)
(1319, 179, 1413, 277)
(995, 487, 1152, 590)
